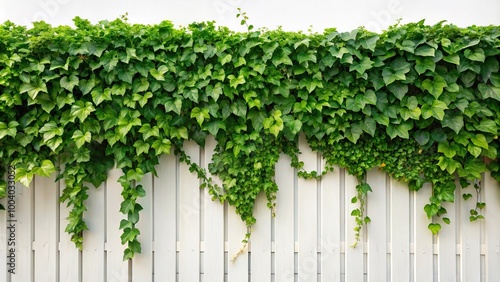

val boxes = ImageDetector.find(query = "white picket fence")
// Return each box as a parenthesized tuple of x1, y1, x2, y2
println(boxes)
(1, 136, 500, 282)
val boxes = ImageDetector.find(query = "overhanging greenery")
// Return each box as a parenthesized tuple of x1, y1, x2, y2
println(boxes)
(0, 16, 499, 260)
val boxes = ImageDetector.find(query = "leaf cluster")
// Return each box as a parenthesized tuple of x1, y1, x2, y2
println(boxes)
(0, 18, 499, 258)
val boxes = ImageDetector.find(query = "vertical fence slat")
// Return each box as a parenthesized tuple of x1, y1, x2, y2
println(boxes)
(132, 172, 153, 281)
(203, 136, 224, 282)
(484, 174, 500, 281)
(274, 154, 295, 282)
(297, 134, 317, 282)
(82, 183, 105, 282)
(460, 182, 481, 281)
(250, 193, 272, 282)
(413, 184, 433, 281)
(366, 168, 387, 282)
(437, 192, 457, 281)
(390, 179, 410, 282)
(11, 182, 33, 282)
(320, 164, 341, 282)
(105, 168, 128, 282)
(153, 153, 177, 282)
(179, 141, 201, 281)
(58, 173, 81, 282)
(344, 171, 364, 282)
(227, 205, 249, 282)
(33, 175, 58, 282)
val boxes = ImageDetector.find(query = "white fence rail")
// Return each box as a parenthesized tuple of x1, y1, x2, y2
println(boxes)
(2, 137, 500, 281)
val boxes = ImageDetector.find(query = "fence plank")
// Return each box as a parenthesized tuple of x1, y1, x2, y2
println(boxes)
(227, 204, 249, 282)
(274, 154, 295, 282)
(250, 193, 272, 282)
(484, 174, 500, 281)
(82, 183, 105, 282)
(344, 171, 364, 282)
(132, 173, 154, 281)
(202, 136, 224, 282)
(297, 134, 318, 282)
(366, 168, 387, 282)
(105, 168, 129, 282)
(33, 175, 59, 282)
(153, 153, 177, 282)
(179, 141, 201, 281)
(390, 179, 410, 282)
(320, 164, 341, 282)
(459, 182, 481, 282)
(58, 174, 81, 282)
(11, 181, 33, 282)
(413, 184, 433, 282)
(437, 190, 457, 282)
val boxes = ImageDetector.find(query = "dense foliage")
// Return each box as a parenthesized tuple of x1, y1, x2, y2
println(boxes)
(0, 16, 499, 259)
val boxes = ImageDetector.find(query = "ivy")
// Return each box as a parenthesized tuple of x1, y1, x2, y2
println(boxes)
(0, 17, 499, 259)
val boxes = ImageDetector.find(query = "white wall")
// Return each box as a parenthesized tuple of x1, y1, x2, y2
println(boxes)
(0, 0, 499, 32)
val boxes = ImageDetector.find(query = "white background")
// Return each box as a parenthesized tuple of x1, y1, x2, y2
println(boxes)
(0, 0, 499, 32)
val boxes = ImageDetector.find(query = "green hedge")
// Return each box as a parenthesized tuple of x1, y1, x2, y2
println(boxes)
(0, 17, 499, 259)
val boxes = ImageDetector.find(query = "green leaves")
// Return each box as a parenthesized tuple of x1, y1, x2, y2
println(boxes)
(421, 100, 448, 120)
(3, 19, 500, 262)
(0, 121, 19, 139)
(382, 58, 411, 85)
(71, 101, 96, 122)
(20, 78, 48, 99)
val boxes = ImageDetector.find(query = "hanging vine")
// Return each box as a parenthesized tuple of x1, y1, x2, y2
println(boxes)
(0, 16, 499, 259)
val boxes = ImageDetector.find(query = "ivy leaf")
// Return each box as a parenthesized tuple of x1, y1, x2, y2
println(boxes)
(381, 58, 411, 86)
(478, 83, 500, 101)
(152, 138, 172, 155)
(413, 130, 430, 146)
(470, 134, 488, 149)
(299, 77, 323, 93)
(475, 119, 497, 135)
(386, 120, 413, 139)
(464, 48, 485, 62)
(0, 121, 19, 139)
(458, 158, 487, 180)
(387, 83, 408, 100)
(415, 58, 435, 75)
(415, 45, 436, 57)
(60, 75, 80, 92)
(421, 100, 448, 120)
(424, 204, 439, 218)
(442, 113, 463, 134)
(120, 227, 140, 244)
(149, 65, 168, 81)
(133, 140, 150, 156)
(219, 53, 232, 66)
(206, 83, 223, 102)
(15, 167, 34, 187)
(79, 78, 96, 95)
(428, 223, 441, 235)
(72, 130, 91, 148)
(422, 76, 447, 99)
(228, 74, 246, 88)
(359, 117, 376, 136)
(20, 79, 47, 99)
(34, 160, 56, 177)
(191, 107, 210, 126)
(349, 56, 374, 75)
(91, 87, 112, 106)
(71, 101, 96, 122)
(344, 123, 363, 143)
(202, 120, 226, 136)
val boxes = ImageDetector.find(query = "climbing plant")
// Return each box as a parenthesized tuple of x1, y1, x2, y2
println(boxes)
(0, 16, 499, 260)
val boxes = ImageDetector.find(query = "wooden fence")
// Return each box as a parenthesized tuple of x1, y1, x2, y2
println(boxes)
(1, 136, 500, 281)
